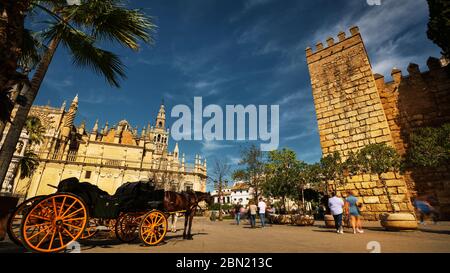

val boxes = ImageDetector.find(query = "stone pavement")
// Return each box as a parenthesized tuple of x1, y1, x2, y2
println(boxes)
(1, 217, 450, 253)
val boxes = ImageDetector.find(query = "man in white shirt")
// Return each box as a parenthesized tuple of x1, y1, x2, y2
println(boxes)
(328, 191, 345, 234)
(258, 198, 267, 228)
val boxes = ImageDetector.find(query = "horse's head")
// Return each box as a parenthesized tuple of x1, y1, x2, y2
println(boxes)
(195, 191, 213, 207)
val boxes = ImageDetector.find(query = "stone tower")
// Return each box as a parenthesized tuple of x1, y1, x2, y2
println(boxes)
(306, 26, 414, 220)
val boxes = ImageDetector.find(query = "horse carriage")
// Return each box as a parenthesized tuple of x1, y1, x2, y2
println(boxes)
(7, 177, 211, 253)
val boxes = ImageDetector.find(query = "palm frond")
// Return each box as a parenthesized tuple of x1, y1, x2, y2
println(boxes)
(44, 22, 126, 87)
(19, 151, 40, 179)
(25, 116, 46, 145)
(18, 29, 47, 71)
(63, 0, 156, 51)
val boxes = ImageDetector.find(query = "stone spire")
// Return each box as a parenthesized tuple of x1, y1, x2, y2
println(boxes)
(77, 119, 86, 135)
(90, 119, 99, 141)
(60, 100, 66, 111)
(102, 121, 109, 135)
(141, 126, 146, 138)
(61, 94, 78, 139)
(155, 100, 166, 129)
(174, 142, 179, 158)
(92, 119, 99, 133)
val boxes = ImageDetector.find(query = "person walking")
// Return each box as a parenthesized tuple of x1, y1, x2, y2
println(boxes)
(258, 198, 267, 228)
(413, 197, 439, 224)
(248, 201, 258, 228)
(234, 202, 243, 225)
(345, 190, 364, 234)
(328, 191, 345, 234)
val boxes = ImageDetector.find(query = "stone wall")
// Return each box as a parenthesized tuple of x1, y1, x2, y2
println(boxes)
(306, 26, 414, 220)
(376, 58, 450, 219)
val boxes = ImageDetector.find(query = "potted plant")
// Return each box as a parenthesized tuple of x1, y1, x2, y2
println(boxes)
(291, 163, 321, 226)
(358, 143, 417, 231)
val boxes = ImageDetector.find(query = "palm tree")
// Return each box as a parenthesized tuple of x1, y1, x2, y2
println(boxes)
(4, 116, 44, 193)
(0, 0, 156, 188)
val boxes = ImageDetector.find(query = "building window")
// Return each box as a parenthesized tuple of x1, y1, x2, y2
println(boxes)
(85, 171, 92, 179)
(185, 183, 193, 192)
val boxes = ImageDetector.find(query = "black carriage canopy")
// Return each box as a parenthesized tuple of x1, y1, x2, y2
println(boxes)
(57, 177, 165, 218)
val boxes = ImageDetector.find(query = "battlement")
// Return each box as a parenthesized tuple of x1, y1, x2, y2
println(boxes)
(306, 26, 364, 64)
(373, 57, 449, 90)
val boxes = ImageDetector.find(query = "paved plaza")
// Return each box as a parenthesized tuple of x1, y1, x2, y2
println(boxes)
(1, 217, 450, 253)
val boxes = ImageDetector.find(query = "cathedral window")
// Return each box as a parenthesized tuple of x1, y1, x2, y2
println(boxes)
(85, 171, 92, 179)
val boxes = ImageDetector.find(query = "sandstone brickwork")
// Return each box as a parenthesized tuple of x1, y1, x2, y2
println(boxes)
(306, 26, 414, 220)
(376, 58, 450, 219)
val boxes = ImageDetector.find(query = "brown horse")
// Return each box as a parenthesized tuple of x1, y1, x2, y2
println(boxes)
(163, 191, 212, 240)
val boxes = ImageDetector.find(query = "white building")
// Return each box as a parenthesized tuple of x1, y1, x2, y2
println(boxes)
(211, 181, 254, 206)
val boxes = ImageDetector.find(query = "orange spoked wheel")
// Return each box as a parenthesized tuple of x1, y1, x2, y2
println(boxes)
(139, 210, 167, 246)
(115, 213, 141, 243)
(7, 195, 46, 246)
(21, 193, 88, 253)
(81, 218, 99, 240)
(106, 219, 117, 239)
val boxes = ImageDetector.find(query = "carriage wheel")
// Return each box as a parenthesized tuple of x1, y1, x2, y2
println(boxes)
(107, 219, 117, 239)
(7, 195, 46, 246)
(81, 218, 99, 240)
(115, 213, 141, 243)
(21, 193, 88, 253)
(139, 210, 167, 246)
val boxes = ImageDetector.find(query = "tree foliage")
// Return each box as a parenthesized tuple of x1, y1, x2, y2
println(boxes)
(232, 144, 265, 202)
(427, 0, 450, 59)
(263, 149, 303, 209)
(406, 123, 450, 168)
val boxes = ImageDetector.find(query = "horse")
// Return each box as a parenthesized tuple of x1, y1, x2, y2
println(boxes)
(163, 191, 212, 240)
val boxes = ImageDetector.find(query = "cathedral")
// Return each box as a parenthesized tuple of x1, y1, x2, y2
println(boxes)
(4, 95, 207, 198)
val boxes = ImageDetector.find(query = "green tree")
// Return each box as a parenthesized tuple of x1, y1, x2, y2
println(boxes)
(406, 124, 450, 168)
(295, 163, 321, 211)
(0, 0, 156, 188)
(232, 144, 265, 203)
(358, 143, 401, 213)
(427, 0, 450, 59)
(319, 151, 344, 194)
(18, 116, 45, 179)
(263, 148, 302, 212)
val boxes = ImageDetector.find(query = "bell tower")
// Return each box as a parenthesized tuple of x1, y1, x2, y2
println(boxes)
(155, 100, 166, 129)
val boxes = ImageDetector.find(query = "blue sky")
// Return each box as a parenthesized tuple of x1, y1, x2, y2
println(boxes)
(32, 0, 441, 178)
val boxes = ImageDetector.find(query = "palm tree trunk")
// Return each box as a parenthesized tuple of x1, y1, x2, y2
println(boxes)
(0, 37, 60, 189)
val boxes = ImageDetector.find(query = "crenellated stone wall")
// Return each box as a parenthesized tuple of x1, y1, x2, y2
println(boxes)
(376, 58, 450, 219)
(306, 26, 415, 220)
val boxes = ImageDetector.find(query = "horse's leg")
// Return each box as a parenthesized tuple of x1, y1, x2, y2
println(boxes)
(170, 214, 174, 232)
(183, 213, 189, 239)
(171, 214, 178, 233)
(187, 210, 195, 240)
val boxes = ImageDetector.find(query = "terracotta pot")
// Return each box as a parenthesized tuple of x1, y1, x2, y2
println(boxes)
(291, 215, 315, 226)
(324, 214, 335, 228)
(0, 195, 20, 241)
(379, 213, 418, 231)
(280, 215, 291, 224)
